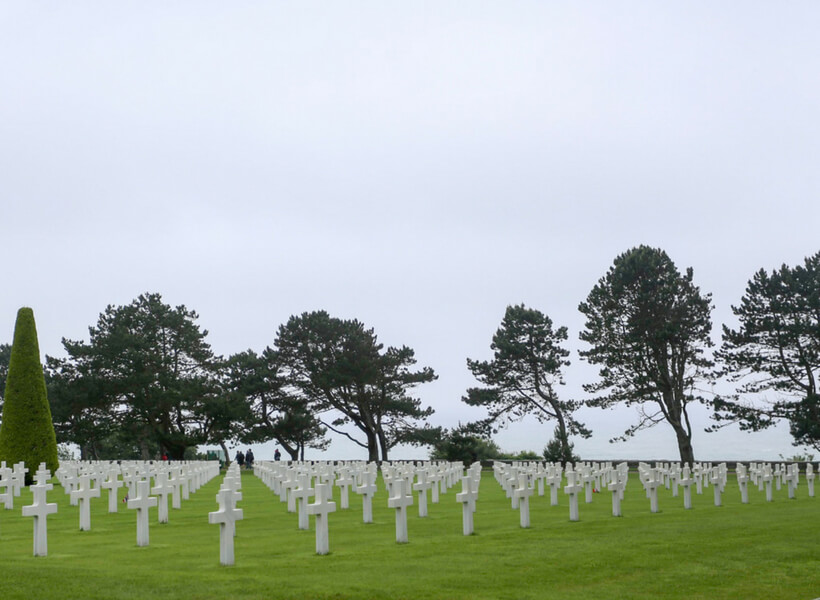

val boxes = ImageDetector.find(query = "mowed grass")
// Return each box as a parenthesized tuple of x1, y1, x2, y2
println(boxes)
(0, 469, 818, 600)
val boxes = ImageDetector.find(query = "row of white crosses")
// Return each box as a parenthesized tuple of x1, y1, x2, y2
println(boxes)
(638, 462, 729, 511)
(496, 459, 806, 520)
(641, 461, 817, 511)
(0, 461, 30, 509)
(501, 459, 820, 523)
(252, 460, 477, 554)
(51, 460, 219, 534)
(494, 461, 626, 523)
(10, 460, 217, 551)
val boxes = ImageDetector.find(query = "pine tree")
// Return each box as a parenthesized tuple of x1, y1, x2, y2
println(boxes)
(0, 308, 59, 483)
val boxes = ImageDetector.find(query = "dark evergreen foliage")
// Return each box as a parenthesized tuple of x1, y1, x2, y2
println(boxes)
(578, 246, 714, 466)
(712, 252, 820, 450)
(49, 293, 239, 460)
(0, 308, 59, 482)
(542, 428, 580, 466)
(464, 304, 589, 461)
(224, 348, 328, 461)
(429, 425, 503, 465)
(275, 310, 437, 461)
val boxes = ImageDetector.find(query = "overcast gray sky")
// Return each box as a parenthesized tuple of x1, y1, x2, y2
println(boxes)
(2, 2, 818, 461)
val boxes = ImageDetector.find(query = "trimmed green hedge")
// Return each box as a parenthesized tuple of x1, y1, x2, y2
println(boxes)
(0, 307, 59, 482)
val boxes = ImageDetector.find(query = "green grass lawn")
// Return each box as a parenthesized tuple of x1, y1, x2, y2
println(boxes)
(0, 468, 817, 600)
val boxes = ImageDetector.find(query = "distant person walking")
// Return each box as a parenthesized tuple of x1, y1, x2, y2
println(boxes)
(274, 448, 281, 461)
(245, 448, 254, 469)
(235, 450, 245, 468)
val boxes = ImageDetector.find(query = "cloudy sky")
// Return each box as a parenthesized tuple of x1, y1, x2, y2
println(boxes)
(2, 2, 818, 461)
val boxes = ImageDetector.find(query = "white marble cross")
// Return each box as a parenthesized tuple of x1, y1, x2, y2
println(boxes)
(513, 473, 533, 528)
(122, 468, 141, 498)
(12, 462, 28, 496)
(101, 469, 124, 513)
(564, 469, 583, 522)
(180, 467, 191, 500)
(644, 469, 661, 513)
(608, 470, 625, 517)
(534, 466, 546, 497)
(581, 467, 595, 503)
(428, 470, 441, 504)
(547, 467, 562, 507)
(680, 466, 695, 509)
(694, 464, 704, 495)
(710, 468, 723, 506)
(283, 469, 299, 512)
(151, 471, 175, 523)
(736, 464, 750, 504)
(413, 469, 432, 518)
(456, 475, 477, 535)
(335, 468, 354, 510)
(0, 465, 13, 510)
(208, 487, 244, 566)
(71, 473, 101, 531)
(355, 469, 378, 524)
(806, 463, 815, 498)
(438, 468, 448, 496)
(387, 477, 413, 543)
(307, 482, 337, 555)
(168, 469, 183, 509)
(507, 469, 520, 508)
(762, 465, 774, 502)
(127, 479, 158, 546)
(33, 463, 52, 486)
(669, 465, 680, 498)
(293, 473, 314, 530)
(784, 464, 798, 500)
(22, 481, 58, 556)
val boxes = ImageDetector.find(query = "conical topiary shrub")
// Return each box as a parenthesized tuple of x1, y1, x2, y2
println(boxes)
(0, 307, 59, 483)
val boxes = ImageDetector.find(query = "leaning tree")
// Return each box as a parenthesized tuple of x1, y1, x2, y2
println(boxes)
(578, 246, 715, 466)
(275, 310, 437, 462)
(712, 251, 820, 450)
(464, 304, 589, 465)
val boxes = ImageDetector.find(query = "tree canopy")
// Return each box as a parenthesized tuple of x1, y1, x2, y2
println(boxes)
(578, 246, 714, 465)
(713, 252, 820, 450)
(464, 304, 589, 465)
(223, 348, 328, 461)
(50, 293, 238, 460)
(274, 310, 437, 461)
(429, 424, 504, 465)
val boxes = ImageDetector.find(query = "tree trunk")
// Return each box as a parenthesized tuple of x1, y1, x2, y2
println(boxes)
(555, 413, 571, 467)
(674, 425, 695, 467)
(219, 440, 230, 466)
(140, 437, 152, 461)
(279, 440, 299, 461)
(378, 430, 389, 462)
(366, 429, 379, 462)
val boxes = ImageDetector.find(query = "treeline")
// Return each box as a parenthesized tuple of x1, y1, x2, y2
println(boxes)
(27, 302, 438, 462)
(0, 246, 817, 465)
